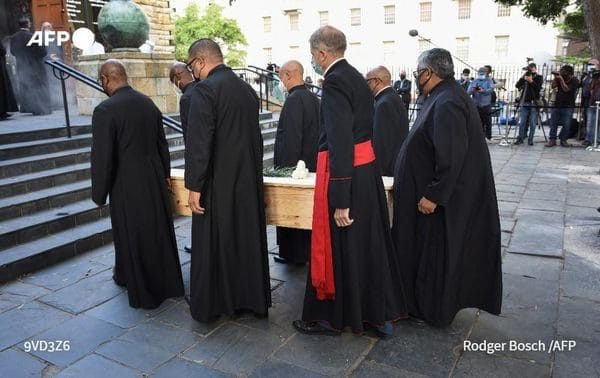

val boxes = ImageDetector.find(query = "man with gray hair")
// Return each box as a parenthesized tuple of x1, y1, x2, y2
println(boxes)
(392, 48, 502, 327)
(293, 26, 407, 337)
(366, 65, 409, 176)
(185, 38, 271, 322)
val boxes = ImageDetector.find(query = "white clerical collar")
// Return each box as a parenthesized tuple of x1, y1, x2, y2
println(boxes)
(375, 85, 391, 98)
(323, 57, 346, 76)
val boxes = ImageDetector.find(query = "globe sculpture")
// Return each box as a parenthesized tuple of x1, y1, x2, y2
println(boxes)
(97, 0, 149, 50)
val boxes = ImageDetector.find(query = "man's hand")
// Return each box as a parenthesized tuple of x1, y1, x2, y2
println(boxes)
(417, 196, 437, 215)
(334, 208, 354, 227)
(188, 190, 205, 215)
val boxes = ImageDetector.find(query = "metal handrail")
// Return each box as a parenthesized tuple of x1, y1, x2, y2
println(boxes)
(44, 59, 183, 137)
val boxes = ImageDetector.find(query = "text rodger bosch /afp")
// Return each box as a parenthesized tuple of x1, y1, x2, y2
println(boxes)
(463, 340, 577, 355)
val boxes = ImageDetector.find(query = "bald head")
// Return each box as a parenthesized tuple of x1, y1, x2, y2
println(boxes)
(366, 66, 391, 83)
(365, 65, 392, 96)
(99, 59, 128, 96)
(309, 26, 346, 56)
(169, 62, 194, 91)
(279, 60, 305, 91)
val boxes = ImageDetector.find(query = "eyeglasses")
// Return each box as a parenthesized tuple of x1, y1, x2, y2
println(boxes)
(186, 58, 198, 73)
(366, 77, 377, 83)
(412, 68, 427, 80)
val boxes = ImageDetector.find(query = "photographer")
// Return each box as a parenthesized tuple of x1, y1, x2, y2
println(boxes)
(584, 60, 600, 146)
(545, 64, 579, 147)
(467, 67, 495, 140)
(514, 62, 543, 145)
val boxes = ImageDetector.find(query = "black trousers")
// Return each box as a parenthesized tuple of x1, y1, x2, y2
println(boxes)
(477, 105, 492, 139)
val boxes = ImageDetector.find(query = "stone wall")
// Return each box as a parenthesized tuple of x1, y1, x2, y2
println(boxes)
(75, 52, 178, 115)
(133, 0, 174, 54)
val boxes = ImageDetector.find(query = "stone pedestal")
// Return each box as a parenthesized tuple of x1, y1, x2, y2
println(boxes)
(74, 51, 178, 115)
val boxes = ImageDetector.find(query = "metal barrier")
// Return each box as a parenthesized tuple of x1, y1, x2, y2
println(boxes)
(44, 59, 183, 137)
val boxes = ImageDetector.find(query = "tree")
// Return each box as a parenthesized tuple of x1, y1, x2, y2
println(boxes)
(496, 0, 600, 59)
(174, 2, 247, 66)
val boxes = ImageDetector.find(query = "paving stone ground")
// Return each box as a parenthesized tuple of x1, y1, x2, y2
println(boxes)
(0, 127, 599, 377)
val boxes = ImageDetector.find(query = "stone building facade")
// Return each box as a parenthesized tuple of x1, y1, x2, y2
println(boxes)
(133, 0, 175, 54)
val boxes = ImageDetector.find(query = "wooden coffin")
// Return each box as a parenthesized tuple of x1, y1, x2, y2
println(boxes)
(170, 169, 394, 229)
(170, 169, 192, 216)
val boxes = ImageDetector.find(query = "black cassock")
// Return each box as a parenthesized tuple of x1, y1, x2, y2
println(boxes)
(179, 81, 195, 141)
(10, 30, 51, 115)
(373, 86, 409, 176)
(91, 86, 184, 309)
(0, 44, 18, 116)
(185, 65, 271, 322)
(392, 79, 502, 327)
(274, 84, 320, 264)
(301, 59, 407, 332)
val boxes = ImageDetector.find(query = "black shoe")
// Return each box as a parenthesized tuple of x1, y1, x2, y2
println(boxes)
(528, 140, 534, 146)
(273, 256, 289, 264)
(513, 138, 523, 145)
(0, 113, 11, 120)
(560, 140, 570, 147)
(112, 270, 126, 287)
(292, 320, 340, 336)
(184, 245, 192, 253)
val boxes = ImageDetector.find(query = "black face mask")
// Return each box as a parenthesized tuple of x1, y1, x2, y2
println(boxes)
(416, 69, 432, 93)
(400, 75, 406, 80)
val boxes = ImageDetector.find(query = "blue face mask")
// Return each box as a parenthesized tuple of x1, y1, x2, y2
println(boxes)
(311, 58, 324, 76)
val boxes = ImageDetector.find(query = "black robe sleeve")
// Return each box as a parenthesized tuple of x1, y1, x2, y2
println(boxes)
(275, 95, 304, 167)
(423, 98, 468, 206)
(90, 105, 116, 205)
(179, 91, 191, 141)
(322, 79, 354, 209)
(184, 83, 216, 192)
(157, 112, 170, 178)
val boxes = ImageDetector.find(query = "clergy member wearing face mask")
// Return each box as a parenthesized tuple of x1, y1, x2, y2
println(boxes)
(272, 60, 320, 265)
(293, 26, 408, 338)
(184, 38, 271, 322)
(392, 48, 502, 327)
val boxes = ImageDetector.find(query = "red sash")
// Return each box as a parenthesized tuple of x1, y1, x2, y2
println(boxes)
(310, 140, 376, 300)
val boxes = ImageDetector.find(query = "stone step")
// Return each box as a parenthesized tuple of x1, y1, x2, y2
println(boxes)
(0, 134, 92, 160)
(0, 199, 108, 250)
(0, 125, 92, 145)
(0, 130, 185, 161)
(0, 180, 91, 222)
(0, 147, 91, 180)
(0, 134, 186, 180)
(0, 145, 186, 198)
(0, 217, 113, 283)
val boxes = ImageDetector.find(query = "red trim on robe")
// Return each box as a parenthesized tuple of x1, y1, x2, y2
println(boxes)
(310, 140, 376, 300)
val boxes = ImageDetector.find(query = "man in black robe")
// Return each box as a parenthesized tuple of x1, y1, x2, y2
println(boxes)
(366, 65, 409, 176)
(0, 42, 18, 120)
(185, 39, 270, 322)
(392, 48, 502, 327)
(273, 60, 320, 265)
(169, 62, 196, 253)
(41, 22, 64, 111)
(91, 60, 184, 309)
(10, 19, 51, 115)
(292, 26, 407, 338)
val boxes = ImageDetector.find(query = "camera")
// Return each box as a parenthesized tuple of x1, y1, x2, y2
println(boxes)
(474, 85, 481, 91)
(551, 71, 561, 76)
(592, 70, 600, 79)
(524, 70, 533, 77)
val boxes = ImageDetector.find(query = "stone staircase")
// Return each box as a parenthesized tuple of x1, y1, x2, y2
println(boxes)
(0, 112, 278, 283)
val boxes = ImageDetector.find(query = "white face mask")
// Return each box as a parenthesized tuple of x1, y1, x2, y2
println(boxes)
(278, 80, 287, 93)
